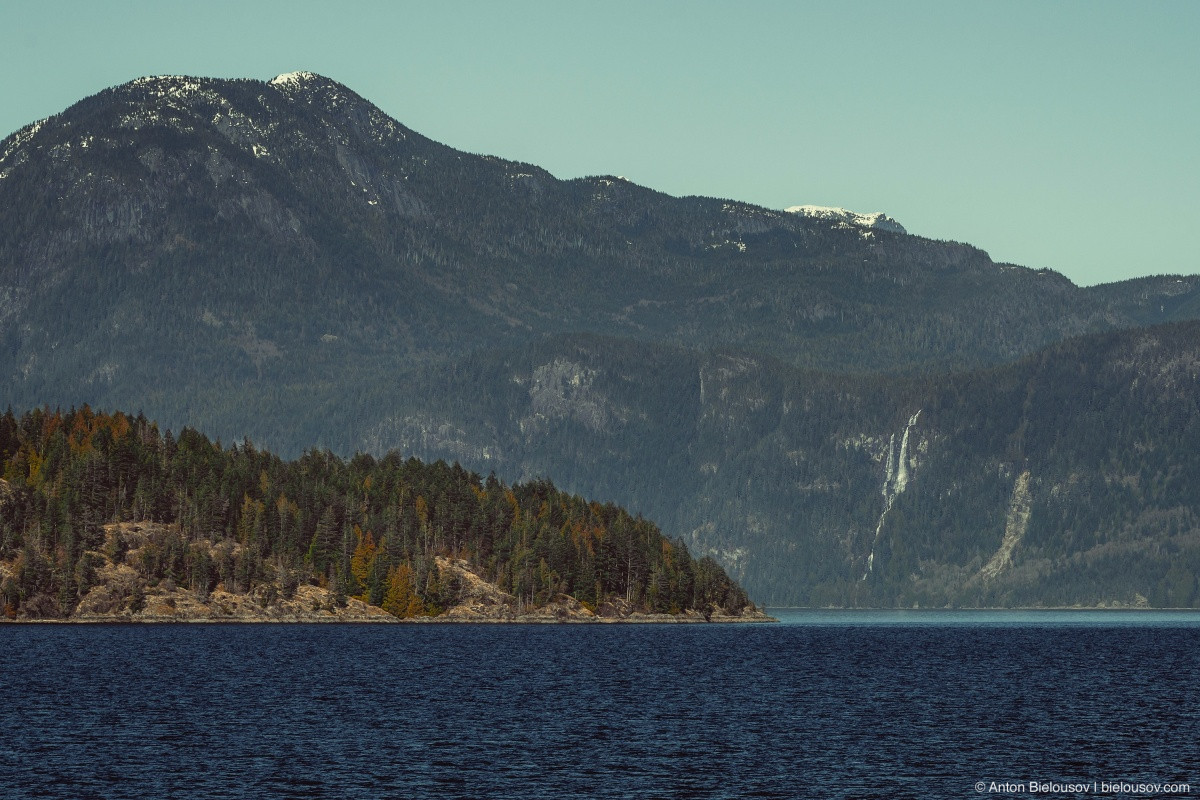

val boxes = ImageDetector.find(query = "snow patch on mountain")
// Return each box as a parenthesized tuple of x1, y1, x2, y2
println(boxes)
(128, 75, 207, 99)
(785, 205, 907, 235)
(270, 71, 321, 90)
(0, 119, 47, 176)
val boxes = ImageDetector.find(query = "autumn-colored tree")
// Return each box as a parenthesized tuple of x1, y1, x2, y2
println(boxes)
(349, 526, 377, 602)
(383, 563, 424, 618)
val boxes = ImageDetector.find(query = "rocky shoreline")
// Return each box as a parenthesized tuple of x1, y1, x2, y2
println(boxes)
(10, 611, 777, 624)
(7, 602, 776, 624)
(3, 544, 775, 625)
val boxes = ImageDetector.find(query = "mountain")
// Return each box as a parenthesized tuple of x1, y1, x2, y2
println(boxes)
(2, 72, 1199, 606)
(1, 73, 1192, 403)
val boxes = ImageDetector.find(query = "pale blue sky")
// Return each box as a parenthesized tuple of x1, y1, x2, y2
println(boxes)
(3, 0, 1197, 286)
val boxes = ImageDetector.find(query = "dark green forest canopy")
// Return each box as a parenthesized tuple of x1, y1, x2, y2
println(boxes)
(0, 406, 751, 620)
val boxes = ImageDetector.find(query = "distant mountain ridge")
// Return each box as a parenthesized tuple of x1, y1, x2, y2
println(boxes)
(2, 72, 1200, 605)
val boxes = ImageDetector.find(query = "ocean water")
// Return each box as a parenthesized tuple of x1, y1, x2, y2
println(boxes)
(2, 612, 1198, 799)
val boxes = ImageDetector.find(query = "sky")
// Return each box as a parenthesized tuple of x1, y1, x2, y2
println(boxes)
(3, 0, 1197, 286)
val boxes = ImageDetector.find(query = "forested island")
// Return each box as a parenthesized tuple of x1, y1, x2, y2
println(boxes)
(0, 407, 763, 622)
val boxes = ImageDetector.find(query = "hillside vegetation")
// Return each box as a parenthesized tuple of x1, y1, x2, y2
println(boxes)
(0, 407, 753, 621)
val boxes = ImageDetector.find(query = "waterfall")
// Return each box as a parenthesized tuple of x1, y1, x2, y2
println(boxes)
(862, 410, 921, 580)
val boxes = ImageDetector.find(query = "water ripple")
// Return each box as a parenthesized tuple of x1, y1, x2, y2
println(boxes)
(2, 620, 1198, 798)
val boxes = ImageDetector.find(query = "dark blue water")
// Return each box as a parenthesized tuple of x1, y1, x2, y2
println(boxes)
(3, 611, 1199, 799)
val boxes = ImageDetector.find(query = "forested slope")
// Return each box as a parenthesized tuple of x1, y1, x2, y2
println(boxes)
(0, 407, 752, 621)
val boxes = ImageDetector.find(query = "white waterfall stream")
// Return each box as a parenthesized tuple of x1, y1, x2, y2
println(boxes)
(861, 410, 921, 580)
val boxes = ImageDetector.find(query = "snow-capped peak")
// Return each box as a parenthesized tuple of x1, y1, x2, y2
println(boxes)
(785, 205, 906, 235)
(269, 71, 321, 90)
